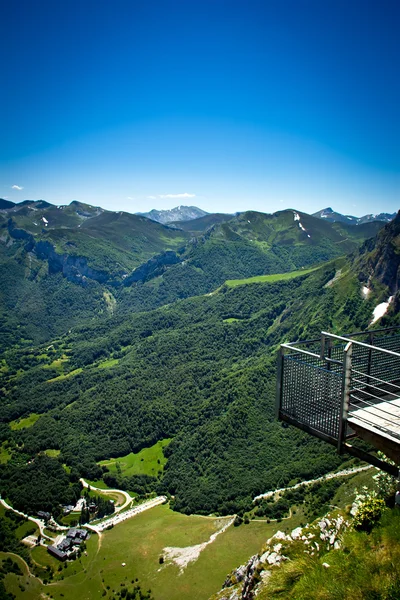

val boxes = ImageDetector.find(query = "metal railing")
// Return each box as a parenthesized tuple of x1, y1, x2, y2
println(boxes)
(276, 327, 400, 473)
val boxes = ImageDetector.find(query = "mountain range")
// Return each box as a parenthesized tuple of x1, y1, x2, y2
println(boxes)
(135, 202, 396, 226)
(0, 199, 399, 599)
(312, 206, 396, 225)
(136, 204, 208, 224)
(0, 199, 398, 511)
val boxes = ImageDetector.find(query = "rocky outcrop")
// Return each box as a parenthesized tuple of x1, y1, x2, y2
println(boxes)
(7, 218, 35, 251)
(220, 554, 261, 600)
(5, 219, 183, 286)
(35, 240, 109, 284)
(357, 211, 400, 295)
(123, 250, 180, 286)
(138, 205, 208, 224)
(5, 219, 110, 285)
(213, 515, 350, 600)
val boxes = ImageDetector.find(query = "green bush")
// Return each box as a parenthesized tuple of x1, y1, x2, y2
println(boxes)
(353, 495, 386, 532)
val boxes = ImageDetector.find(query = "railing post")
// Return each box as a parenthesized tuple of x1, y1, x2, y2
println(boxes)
(276, 346, 284, 420)
(327, 338, 332, 371)
(320, 333, 326, 361)
(338, 341, 353, 453)
(366, 331, 373, 394)
(320, 333, 333, 370)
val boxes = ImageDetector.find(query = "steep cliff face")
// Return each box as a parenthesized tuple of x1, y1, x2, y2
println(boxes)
(7, 218, 35, 250)
(123, 250, 180, 285)
(357, 211, 400, 294)
(6, 218, 184, 286)
(35, 240, 110, 284)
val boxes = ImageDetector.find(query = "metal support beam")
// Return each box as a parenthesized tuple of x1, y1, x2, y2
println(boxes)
(338, 341, 352, 453)
(275, 347, 284, 420)
(343, 443, 399, 477)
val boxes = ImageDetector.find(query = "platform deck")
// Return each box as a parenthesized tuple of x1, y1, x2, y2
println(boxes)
(348, 397, 400, 446)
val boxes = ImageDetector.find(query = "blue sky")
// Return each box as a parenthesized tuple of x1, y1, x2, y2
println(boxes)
(1, 0, 399, 216)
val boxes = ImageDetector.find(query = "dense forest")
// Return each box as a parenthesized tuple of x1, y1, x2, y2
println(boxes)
(0, 203, 398, 517)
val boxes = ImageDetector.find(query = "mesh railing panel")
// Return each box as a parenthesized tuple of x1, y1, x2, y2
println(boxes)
(370, 335, 400, 383)
(279, 328, 400, 445)
(281, 355, 342, 440)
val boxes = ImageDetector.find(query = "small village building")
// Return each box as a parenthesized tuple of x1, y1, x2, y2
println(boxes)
(62, 505, 75, 515)
(67, 528, 88, 540)
(57, 538, 72, 552)
(47, 545, 67, 561)
(37, 511, 51, 520)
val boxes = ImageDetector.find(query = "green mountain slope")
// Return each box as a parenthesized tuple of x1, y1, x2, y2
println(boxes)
(1, 202, 383, 353)
(169, 213, 234, 233)
(1, 209, 397, 515)
(3, 200, 189, 276)
(115, 208, 382, 316)
(0, 206, 396, 518)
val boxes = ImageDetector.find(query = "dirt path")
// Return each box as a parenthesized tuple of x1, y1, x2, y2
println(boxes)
(0, 498, 56, 541)
(3, 551, 44, 584)
(163, 516, 236, 573)
(253, 465, 373, 502)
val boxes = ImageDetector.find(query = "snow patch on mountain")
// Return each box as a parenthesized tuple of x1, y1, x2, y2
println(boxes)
(370, 296, 393, 325)
(293, 212, 310, 237)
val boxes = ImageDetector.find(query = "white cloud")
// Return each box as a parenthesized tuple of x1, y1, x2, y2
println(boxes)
(126, 196, 134, 200)
(12, 185, 24, 191)
(159, 193, 195, 199)
(147, 195, 157, 200)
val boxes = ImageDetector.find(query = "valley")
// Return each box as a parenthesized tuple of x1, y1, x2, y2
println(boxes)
(0, 201, 399, 600)
(1, 465, 377, 600)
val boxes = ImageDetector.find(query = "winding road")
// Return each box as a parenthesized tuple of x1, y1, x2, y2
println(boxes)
(79, 478, 132, 512)
(253, 465, 373, 502)
(0, 498, 58, 541)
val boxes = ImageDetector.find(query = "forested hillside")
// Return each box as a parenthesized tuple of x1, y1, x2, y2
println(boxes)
(0, 201, 385, 350)
(0, 204, 398, 517)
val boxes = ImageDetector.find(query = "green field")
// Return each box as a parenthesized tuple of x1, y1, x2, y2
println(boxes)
(97, 358, 119, 369)
(1, 552, 43, 600)
(43, 355, 68, 371)
(2, 472, 371, 600)
(14, 521, 38, 540)
(47, 367, 83, 383)
(86, 487, 127, 507)
(224, 266, 318, 287)
(0, 443, 11, 463)
(44, 448, 61, 458)
(99, 439, 171, 477)
(7, 504, 289, 600)
(85, 479, 111, 489)
(31, 545, 60, 570)
(9, 413, 40, 430)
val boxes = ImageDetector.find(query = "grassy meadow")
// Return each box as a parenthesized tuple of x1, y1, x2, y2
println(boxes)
(99, 439, 171, 478)
(0, 443, 11, 463)
(224, 266, 318, 288)
(3, 503, 287, 600)
(9, 414, 40, 431)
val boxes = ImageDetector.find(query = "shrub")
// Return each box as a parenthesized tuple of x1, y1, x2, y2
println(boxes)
(352, 494, 386, 532)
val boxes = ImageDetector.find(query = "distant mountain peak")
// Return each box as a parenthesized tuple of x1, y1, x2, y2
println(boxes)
(137, 205, 208, 224)
(0, 198, 16, 209)
(313, 207, 396, 226)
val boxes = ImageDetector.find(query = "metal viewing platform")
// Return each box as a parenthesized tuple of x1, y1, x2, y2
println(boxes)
(276, 327, 400, 476)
